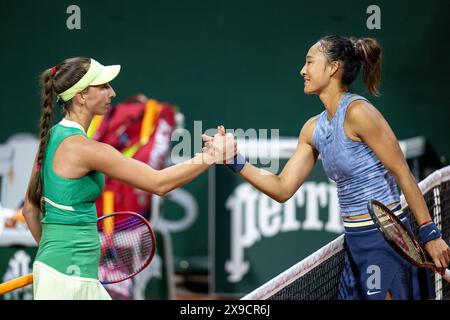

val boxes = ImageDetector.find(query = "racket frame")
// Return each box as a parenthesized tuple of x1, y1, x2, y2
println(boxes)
(97, 211, 156, 284)
(368, 199, 435, 270)
(0, 211, 156, 295)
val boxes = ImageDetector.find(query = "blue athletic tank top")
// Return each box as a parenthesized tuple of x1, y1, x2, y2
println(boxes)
(313, 92, 400, 216)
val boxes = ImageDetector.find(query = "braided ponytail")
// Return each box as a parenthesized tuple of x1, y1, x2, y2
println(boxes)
(26, 57, 90, 211)
(27, 68, 55, 210)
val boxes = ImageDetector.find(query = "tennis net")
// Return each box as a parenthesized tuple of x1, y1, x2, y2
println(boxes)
(242, 166, 450, 300)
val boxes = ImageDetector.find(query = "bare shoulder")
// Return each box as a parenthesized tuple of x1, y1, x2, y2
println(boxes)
(346, 99, 392, 141)
(60, 134, 99, 154)
(61, 135, 118, 166)
(56, 134, 88, 157)
(299, 115, 319, 145)
(346, 99, 383, 124)
(78, 137, 118, 159)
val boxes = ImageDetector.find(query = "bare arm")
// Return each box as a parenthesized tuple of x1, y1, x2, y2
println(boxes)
(22, 156, 42, 244)
(347, 101, 430, 223)
(79, 138, 218, 197)
(239, 117, 319, 203)
(347, 100, 450, 269)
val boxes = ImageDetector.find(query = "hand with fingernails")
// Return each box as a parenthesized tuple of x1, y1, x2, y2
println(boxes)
(201, 126, 245, 172)
(424, 237, 450, 275)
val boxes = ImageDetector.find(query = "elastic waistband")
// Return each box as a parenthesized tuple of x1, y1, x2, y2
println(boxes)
(343, 204, 404, 230)
(33, 261, 100, 283)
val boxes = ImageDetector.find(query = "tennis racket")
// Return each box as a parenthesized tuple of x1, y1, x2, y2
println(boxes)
(367, 199, 450, 282)
(0, 211, 156, 295)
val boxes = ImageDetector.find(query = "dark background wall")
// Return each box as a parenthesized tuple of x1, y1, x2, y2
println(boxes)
(1, 0, 449, 160)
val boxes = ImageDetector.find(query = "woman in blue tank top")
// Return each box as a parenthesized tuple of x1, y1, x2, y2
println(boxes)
(211, 35, 450, 299)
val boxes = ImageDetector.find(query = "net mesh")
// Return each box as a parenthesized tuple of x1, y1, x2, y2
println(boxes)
(242, 166, 450, 300)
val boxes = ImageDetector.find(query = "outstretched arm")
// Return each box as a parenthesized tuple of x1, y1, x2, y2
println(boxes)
(209, 119, 319, 203)
(79, 130, 236, 197)
(347, 100, 450, 270)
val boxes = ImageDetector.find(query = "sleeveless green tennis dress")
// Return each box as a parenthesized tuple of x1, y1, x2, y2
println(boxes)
(35, 119, 104, 279)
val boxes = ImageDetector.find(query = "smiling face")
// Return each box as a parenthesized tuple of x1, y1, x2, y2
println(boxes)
(81, 83, 116, 115)
(300, 42, 339, 95)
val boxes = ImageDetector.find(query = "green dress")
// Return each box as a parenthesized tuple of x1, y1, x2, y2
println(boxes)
(35, 119, 104, 279)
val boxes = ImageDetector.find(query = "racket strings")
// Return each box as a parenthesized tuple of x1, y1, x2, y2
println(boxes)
(373, 204, 426, 264)
(98, 214, 155, 283)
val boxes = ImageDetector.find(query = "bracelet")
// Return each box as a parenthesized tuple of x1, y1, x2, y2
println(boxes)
(225, 153, 246, 173)
(419, 221, 441, 244)
(419, 219, 432, 227)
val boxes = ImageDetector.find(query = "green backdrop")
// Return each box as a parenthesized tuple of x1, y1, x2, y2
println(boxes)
(1, 0, 449, 296)
(1, 0, 449, 161)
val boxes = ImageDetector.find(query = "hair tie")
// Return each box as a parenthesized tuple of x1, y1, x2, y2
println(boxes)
(51, 66, 57, 74)
(36, 164, 41, 171)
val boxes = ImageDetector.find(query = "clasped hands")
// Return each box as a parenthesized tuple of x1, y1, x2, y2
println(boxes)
(201, 125, 237, 165)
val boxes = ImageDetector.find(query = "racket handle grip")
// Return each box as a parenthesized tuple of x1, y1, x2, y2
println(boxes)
(443, 269, 450, 283)
(0, 273, 33, 295)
